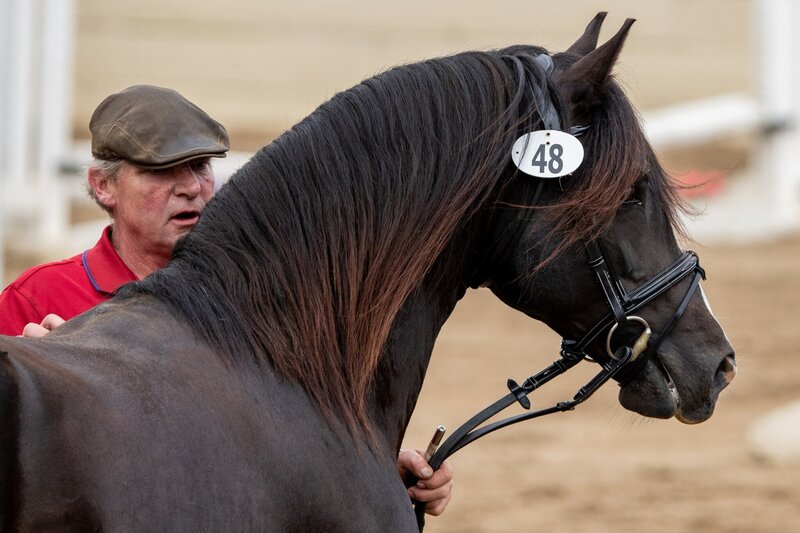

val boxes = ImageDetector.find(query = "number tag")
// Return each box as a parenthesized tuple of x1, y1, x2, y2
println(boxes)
(511, 130, 584, 178)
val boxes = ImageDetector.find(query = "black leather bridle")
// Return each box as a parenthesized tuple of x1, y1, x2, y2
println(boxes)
(567, 241, 706, 386)
(414, 243, 705, 526)
(414, 54, 708, 530)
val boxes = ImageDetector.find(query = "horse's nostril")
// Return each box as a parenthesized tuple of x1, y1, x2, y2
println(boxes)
(716, 353, 737, 384)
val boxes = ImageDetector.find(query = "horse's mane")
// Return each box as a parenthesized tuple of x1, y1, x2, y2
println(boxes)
(122, 46, 684, 436)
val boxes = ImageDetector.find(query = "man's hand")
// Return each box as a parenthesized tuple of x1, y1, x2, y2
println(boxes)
(21, 314, 66, 338)
(397, 449, 454, 516)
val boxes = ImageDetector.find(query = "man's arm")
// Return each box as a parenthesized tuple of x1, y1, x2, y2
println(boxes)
(0, 286, 42, 336)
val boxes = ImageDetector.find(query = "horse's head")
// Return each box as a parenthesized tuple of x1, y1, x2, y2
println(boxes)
(480, 14, 736, 424)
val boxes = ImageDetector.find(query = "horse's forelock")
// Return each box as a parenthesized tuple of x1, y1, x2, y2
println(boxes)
(536, 79, 688, 266)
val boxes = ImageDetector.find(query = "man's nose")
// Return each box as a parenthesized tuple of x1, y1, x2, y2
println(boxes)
(173, 166, 203, 197)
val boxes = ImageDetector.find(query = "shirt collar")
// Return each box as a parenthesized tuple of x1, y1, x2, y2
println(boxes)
(82, 225, 139, 295)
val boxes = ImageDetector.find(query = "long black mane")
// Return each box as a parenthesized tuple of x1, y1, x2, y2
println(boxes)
(122, 45, 683, 434)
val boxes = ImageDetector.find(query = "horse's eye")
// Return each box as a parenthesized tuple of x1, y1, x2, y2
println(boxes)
(622, 181, 646, 207)
(622, 189, 642, 206)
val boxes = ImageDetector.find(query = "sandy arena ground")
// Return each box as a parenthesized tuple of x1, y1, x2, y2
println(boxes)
(402, 235, 800, 532)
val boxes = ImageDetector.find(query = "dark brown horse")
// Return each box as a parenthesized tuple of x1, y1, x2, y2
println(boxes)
(0, 14, 735, 531)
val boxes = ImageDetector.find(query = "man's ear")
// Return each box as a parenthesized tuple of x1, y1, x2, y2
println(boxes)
(88, 167, 117, 211)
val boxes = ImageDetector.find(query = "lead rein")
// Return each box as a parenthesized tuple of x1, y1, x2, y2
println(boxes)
(413, 345, 633, 528)
(427, 345, 632, 472)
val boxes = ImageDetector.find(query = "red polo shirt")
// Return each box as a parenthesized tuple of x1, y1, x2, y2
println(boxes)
(0, 226, 138, 336)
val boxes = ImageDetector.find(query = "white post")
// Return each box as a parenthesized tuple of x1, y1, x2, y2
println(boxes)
(5, 0, 34, 189)
(0, 0, 10, 179)
(0, 0, 77, 282)
(0, 0, 7, 283)
(0, 0, 36, 283)
(0, 0, 8, 284)
(755, 0, 800, 233)
(37, 0, 76, 243)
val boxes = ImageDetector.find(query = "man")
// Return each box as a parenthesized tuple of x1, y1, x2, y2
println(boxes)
(0, 85, 222, 337)
(0, 85, 453, 514)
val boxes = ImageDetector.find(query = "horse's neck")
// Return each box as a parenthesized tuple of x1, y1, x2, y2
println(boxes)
(368, 257, 469, 451)
(365, 205, 505, 450)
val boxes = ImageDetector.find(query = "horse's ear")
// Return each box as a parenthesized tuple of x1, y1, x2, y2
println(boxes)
(565, 12, 608, 57)
(558, 18, 635, 117)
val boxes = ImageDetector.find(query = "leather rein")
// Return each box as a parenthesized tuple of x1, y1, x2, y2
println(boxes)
(413, 54, 706, 530)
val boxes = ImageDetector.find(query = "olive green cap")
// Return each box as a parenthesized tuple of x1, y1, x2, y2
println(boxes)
(89, 85, 229, 169)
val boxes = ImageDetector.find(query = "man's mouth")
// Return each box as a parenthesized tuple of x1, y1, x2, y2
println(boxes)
(171, 210, 201, 226)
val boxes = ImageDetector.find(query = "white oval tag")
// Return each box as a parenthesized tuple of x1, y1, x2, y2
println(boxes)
(511, 130, 584, 178)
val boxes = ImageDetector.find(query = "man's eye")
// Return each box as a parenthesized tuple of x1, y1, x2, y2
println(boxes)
(190, 160, 210, 172)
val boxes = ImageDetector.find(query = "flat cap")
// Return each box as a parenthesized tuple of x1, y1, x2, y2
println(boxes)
(90, 85, 229, 169)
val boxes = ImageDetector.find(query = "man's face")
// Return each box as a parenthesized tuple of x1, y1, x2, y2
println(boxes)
(105, 159, 215, 260)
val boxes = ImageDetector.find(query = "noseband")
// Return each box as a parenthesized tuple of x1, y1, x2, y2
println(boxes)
(567, 241, 705, 385)
(414, 54, 707, 530)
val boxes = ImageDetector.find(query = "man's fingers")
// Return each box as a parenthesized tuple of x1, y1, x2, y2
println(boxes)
(397, 449, 433, 484)
(408, 483, 451, 502)
(21, 323, 51, 338)
(20, 314, 66, 338)
(425, 493, 452, 516)
(41, 314, 66, 330)
(416, 459, 452, 488)
(408, 482, 453, 516)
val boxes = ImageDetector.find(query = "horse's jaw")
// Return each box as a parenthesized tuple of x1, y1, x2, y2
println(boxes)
(618, 347, 736, 423)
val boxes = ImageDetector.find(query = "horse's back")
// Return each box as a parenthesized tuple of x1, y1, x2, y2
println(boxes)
(0, 297, 417, 532)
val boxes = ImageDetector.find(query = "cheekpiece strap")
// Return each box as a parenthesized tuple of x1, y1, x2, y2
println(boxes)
(585, 240, 627, 324)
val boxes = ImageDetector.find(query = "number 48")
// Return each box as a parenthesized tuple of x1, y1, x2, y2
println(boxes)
(532, 143, 563, 174)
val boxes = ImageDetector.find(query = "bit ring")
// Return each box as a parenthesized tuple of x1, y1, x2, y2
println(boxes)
(606, 316, 652, 361)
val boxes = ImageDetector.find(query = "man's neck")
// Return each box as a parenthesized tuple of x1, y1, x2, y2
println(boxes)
(109, 226, 170, 279)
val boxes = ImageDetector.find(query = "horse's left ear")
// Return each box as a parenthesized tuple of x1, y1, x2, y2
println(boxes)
(558, 18, 635, 116)
(565, 12, 608, 57)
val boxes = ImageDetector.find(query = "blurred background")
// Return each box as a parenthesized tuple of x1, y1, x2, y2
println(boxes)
(1, 1, 798, 531)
